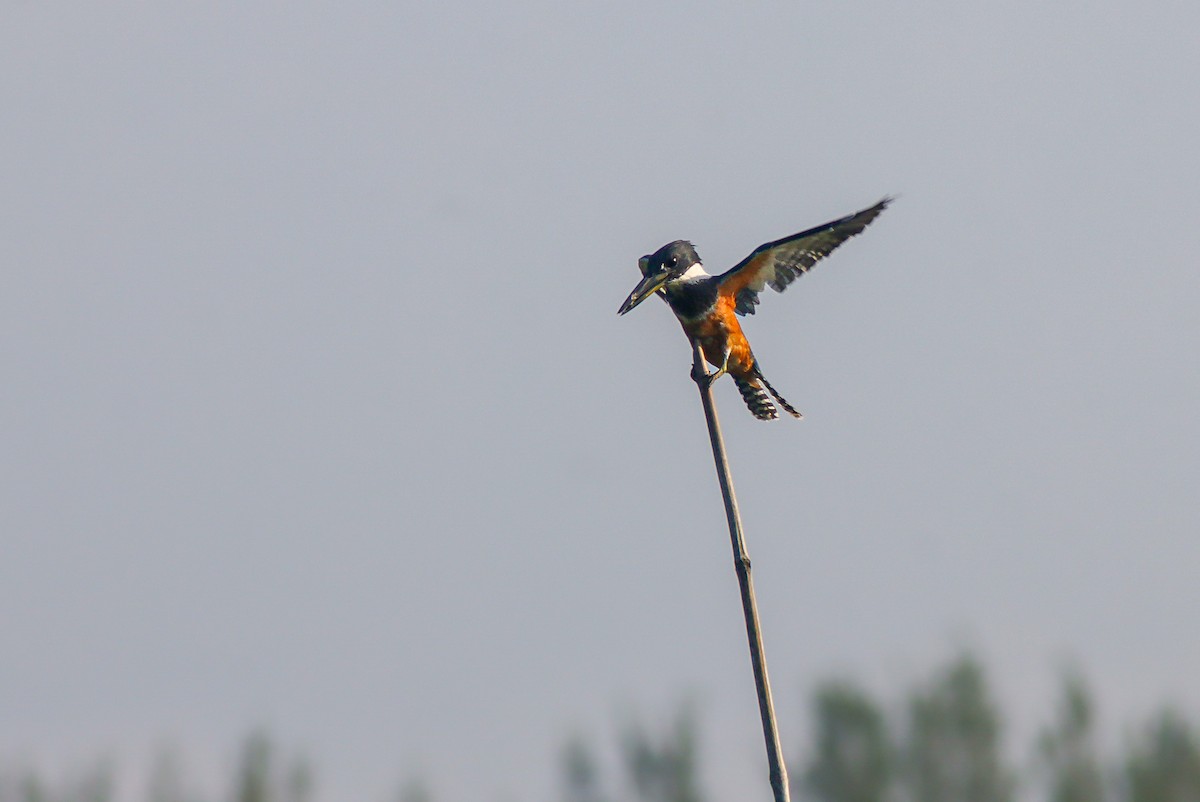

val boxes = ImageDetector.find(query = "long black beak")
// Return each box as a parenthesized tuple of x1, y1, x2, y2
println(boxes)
(618, 272, 669, 315)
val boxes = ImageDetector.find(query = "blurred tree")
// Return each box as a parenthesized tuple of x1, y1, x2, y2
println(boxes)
(561, 735, 607, 802)
(1124, 711, 1200, 802)
(395, 777, 432, 802)
(620, 707, 705, 802)
(10, 667, 1200, 802)
(282, 757, 312, 802)
(901, 654, 1013, 802)
(0, 771, 47, 802)
(18, 774, 46, 802)
(1036, 672, 1107, 802)
(233, 733, 272, 802)
(66, 763, 112, 802)
(800, 680, 891, 802)
(0, 763, 110, 802)
(147, 747, 192, 802)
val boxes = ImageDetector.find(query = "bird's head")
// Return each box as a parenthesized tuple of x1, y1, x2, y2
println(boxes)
(617, 240, 701, 315)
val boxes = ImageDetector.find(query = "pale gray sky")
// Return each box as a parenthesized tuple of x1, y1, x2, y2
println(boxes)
(3, 2, 1199, 800)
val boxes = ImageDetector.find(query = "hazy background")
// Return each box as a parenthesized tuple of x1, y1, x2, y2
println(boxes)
(3, 1, 1198, 800)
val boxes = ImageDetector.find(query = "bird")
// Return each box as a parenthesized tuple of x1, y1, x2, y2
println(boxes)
(617, 197, 891, 420)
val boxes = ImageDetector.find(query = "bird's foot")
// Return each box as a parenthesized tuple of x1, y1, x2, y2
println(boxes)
(696, 366, 726, 390)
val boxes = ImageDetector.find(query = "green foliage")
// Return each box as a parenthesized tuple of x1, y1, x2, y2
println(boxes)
(233, 733, 272, 802)
(902, 654, 1013, 802)
(1037, 673, 1107, 802)
(228, 732, 312, 802)
(0, 762, 111, 802)
(620, 707, 704, 802)
(554, 709, 707, 802)
(396, 777, 433, 802)
(1125, 711, 1200, 802)
(5, 657, 1200, 802)
(561, 736, 607, 802)
(147, 748, 190, 802)
(801, 681, 891, 802)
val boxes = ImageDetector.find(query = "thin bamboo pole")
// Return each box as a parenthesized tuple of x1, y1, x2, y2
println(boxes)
(689, 341, 791, 802)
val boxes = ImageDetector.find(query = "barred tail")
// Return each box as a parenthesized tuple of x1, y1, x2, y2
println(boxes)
(734, 376, 779, 420)
(756, 368, 803, 419)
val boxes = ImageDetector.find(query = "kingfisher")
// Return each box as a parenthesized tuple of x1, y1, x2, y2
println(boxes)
(618, 197, 891, 420)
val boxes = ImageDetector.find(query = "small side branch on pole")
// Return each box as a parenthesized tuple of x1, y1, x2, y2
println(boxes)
(689, 341, 791, 802)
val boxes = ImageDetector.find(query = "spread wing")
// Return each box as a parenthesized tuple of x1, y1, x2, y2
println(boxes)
(717, 197, 891, 315)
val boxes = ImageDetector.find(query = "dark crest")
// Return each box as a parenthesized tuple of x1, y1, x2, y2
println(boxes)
(642, 240, 701, 276)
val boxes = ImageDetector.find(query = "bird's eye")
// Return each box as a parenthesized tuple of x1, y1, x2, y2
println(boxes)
(667, 257, 677, 267)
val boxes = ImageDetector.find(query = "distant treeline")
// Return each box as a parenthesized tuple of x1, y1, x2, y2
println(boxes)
(3, 653, 1198, 802)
